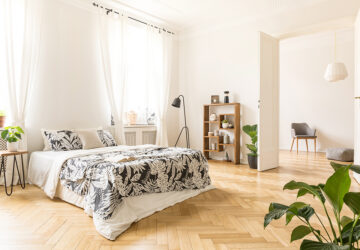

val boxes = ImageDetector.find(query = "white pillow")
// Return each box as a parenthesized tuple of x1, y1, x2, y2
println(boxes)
(75, 129, 104, 149)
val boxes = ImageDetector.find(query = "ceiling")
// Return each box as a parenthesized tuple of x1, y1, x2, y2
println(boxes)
(111, 0, 360, 32)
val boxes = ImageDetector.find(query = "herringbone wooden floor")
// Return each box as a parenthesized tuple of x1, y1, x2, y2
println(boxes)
(0, 151, 359, 250)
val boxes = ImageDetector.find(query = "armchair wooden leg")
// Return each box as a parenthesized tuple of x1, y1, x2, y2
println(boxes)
(314, 138, 317, 154)
(296, 138, 299, 154)
(305, 139, 308, 152)
(290, 138, 295, 152)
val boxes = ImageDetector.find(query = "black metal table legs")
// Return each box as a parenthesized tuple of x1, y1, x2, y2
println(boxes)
(0, 155, 26, 196)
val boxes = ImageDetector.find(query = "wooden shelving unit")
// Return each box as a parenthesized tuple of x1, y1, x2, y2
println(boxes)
(203, 103, 240, 164)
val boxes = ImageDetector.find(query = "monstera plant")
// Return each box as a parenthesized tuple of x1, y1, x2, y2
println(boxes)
(264, 162, 360, 249)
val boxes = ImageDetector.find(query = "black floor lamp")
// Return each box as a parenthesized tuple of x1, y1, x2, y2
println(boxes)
(172, 95, 190, 148)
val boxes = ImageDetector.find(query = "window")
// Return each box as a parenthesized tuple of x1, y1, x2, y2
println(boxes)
(0, 0, 27, 125)
(123, 20, 163, 125)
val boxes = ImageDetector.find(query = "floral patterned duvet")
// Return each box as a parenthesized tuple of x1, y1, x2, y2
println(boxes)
(59, 146, 211, 220)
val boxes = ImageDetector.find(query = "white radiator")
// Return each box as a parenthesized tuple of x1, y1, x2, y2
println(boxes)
(124, 125, 157, 146)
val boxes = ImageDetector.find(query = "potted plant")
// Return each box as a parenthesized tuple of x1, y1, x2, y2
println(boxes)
(1, 126, 24, 152)
(242, 124, 258, 169)
(0, 110, 6, 128)
(222, 119, 229, 128)
(264, 162, 360, 249)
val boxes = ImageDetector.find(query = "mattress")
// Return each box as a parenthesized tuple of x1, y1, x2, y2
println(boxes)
(28, 146, 214, 240)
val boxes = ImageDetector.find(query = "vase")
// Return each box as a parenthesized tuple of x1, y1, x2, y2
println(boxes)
(248, 154, 258, 169)
(7, 141, 19, 152)
(222, 123, 229, 128)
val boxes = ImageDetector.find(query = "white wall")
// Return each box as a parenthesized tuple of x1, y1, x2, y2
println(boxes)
(279, 29, 354, 152)
(178, 27, 260, 162)
(26, 0, 179, 152)
(177, 3, 358, 162)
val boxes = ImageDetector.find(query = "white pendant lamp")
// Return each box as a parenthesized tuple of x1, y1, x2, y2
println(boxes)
(324, 32, 348, 82)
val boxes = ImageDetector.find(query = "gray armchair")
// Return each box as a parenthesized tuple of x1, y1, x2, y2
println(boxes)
(290, 123, 317, 153)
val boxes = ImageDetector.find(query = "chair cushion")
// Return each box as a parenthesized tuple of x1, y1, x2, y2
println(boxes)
(326, 148, 354, 162)
(294, 135, 317, 138)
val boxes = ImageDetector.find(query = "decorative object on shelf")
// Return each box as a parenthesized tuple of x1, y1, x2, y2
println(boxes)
(214, 130, 219, 136)
(228, 123, 233, 128)
(223, 134, 230, 144)
(242, 124, 258, 169)
(222, 119, 229, 128)
(146, 112, 156, 125)
(209, 113, 217, 121)
(0, 110, 6, 128)
(224, 91, 230, 103)
(211, 95, 220, 104)
(264, 161, 360, 249)
(172, 95, 190, 148)
(225, 152, 231, 162)
(324, 32, 348, 82)
(126, 111, 138, 125)
(1, 126, 24, 152)
(211, 143, 217, 150)
(208, 132, 214, 136)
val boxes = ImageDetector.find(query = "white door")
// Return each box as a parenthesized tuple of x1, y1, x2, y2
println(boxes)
(258, 32, 279, 171)
(354, 9, 360, 183)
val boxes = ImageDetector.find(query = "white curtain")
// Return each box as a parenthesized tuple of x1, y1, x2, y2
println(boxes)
(97, 11, 127, 145)
(154, 29, 173, 147)
(0, 0, 43, 185)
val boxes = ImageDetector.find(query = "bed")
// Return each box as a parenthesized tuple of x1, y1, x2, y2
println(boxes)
(28, 144, 213, 240)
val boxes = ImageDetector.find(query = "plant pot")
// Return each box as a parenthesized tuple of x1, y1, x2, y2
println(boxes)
(7, 141, 19, 152)
(247, 154, 258, 169)
(222, 123, 229, 128)
(0, 116, 5, 128)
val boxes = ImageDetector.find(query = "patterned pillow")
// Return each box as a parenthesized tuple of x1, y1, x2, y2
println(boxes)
(43, 130, 83, 151)
(97, 130, 117, 147)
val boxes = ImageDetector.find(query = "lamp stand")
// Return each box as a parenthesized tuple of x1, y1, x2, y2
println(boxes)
(174, 95, 190, 148)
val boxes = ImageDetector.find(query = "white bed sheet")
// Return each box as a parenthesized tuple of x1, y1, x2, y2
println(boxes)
(28, 147, 214, 240)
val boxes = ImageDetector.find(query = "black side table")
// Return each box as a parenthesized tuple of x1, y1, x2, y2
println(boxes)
(0, 150, 27, 196)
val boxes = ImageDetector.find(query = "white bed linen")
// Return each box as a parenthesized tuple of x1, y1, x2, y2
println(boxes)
(28, 146, 214, 240)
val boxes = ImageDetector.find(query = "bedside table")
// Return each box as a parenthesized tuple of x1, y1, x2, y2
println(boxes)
(0, 150, 27, 196)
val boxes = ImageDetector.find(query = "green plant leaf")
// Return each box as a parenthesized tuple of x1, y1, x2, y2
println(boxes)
(297, 206, 315, 222)
(340, 216, 353, 227)
(323, 166, 351, 213)
(1, 130, 8, 140)
(286, 202, 307, 225)
(331, 162, 360, 175)
(14, 132, 21, 139)
(297, 184, 325, 202)
(343, 192, 360, 215)
(300, 239, 350, 250)
(264, 203, 289, 228)
(340, 224, 360, 244)
(246, 144, 257, 153)
(16, 126, 24, 134)
(284, 181, 325, 203)
(251, 135, 257, 145)
(291, 225, 312, 242)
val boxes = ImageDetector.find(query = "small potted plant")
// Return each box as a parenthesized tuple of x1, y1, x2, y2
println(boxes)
(242, 124, 258, 169)
(1, 126, 24, 152)
(0, 110, 6, 128)
(222, 119, 229, 128)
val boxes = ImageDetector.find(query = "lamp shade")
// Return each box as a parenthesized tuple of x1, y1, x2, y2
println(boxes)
(324, 62, 348, 82)
(172, 97, 181, 108)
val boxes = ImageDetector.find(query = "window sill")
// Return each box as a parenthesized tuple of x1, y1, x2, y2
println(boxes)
(123, 124, 156, 128)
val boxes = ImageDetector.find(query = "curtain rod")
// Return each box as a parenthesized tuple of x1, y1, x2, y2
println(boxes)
(92, 2, 175, 35)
